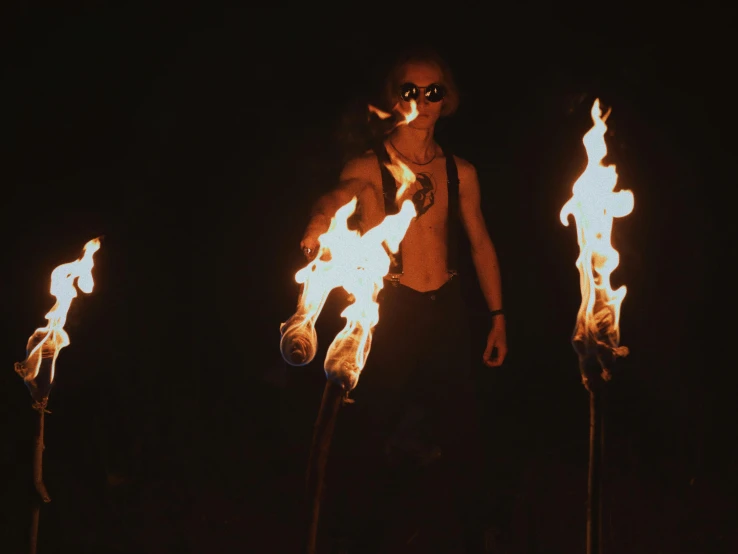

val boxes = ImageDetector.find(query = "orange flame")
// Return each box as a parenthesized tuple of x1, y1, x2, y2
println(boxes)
(368, 100, 418, 129)
(18, 238, 101, 385)
(281, 159, 417, 391)
(560, 99, 634, 380)
(368, 105, 393, 120)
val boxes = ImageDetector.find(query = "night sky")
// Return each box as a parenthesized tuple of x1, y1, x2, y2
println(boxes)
(1, 5, 735, 554)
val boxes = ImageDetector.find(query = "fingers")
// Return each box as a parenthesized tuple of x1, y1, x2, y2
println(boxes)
(483, 344, 507, 367)
(483, 352, 501, 367)
(300, 240, 319, 260)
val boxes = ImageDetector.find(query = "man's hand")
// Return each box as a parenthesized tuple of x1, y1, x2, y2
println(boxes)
(483, 316, 507, 367)
(300, 215, 330, 261)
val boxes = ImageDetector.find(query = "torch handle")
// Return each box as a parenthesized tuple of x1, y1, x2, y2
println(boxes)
(33, 402, 51, 503)
(586, 386, 605, 554)
(29, 501, 40, 554)
(305, 380, 344, 554)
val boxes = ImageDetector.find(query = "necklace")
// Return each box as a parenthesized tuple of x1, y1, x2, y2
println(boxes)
(389, 138, 437, 166)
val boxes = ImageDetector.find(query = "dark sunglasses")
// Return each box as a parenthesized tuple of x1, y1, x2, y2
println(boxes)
(399, 82, 446, 103)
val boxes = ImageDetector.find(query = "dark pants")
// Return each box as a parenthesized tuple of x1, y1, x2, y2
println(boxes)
(322, 276, 486, 553)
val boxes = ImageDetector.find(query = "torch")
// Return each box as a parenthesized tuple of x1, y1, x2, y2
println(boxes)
(281, 122, 418, 553)
(13, 237, 101, 552)
(560, 100, 634, 554)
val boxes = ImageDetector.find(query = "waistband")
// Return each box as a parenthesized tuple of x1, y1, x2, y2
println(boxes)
(382, 271, 458, 299)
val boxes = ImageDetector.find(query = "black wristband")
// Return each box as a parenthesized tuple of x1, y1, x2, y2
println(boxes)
(490, 309, 504, 317)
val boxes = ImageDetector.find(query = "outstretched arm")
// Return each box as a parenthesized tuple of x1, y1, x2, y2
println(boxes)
(457, 159, 507, 367)
(300, 154, 383, 258)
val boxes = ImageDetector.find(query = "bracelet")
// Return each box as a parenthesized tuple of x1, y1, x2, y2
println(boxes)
(490, 309, 505, 317)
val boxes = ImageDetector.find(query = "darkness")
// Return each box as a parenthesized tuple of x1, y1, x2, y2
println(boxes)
(1, 5, 735, 554)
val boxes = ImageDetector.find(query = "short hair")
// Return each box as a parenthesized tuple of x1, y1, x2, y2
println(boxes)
(381, 45, 460, 118)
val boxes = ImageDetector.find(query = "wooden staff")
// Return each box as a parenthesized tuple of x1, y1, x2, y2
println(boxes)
(29, 501, 40, 554)
(305, 379, 348, 554)
(15, 357, 53, 505)
(31, 398, 52, 503)
(15, 355, 53, 554)
(28, 396, 51, 554)
(586, 381, 605, 554)
(578, 346, 612, 554)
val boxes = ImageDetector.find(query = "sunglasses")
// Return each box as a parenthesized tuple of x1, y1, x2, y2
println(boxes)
(399, 82, 446, 103)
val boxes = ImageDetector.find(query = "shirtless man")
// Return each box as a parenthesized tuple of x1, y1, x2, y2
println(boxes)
(299, 45, 507, 553)
(300, 47, 506, 368)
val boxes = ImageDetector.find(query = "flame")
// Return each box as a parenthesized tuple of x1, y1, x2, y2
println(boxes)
(368, 105, 393, 120)
(281, 158, 417, 391)
(385, 155, 417, 200)
(18, 237, 101, 384)
(399, 100, 419, 124)
(368, 100, 418, 129)
(560, 99, 634, 379)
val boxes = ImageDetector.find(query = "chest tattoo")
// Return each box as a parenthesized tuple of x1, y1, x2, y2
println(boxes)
(412, 172, 435, 218)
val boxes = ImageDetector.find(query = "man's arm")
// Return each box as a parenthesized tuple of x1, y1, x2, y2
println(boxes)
(457, 158, 508, 367)
(300, 154, 382, 256)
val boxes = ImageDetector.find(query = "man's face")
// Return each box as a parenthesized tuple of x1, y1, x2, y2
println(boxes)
(398, 61, 444, 130)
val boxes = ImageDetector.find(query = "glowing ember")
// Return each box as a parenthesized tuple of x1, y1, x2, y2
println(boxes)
(281, 157, 417, 391)
(16, 238, 102, 390)
(560, 99, 634, 381)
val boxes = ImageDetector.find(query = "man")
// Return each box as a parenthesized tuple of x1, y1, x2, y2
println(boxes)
(300, 45, 507, 553)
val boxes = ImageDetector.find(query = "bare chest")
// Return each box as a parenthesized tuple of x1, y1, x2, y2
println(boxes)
(360, 157, 450, 237)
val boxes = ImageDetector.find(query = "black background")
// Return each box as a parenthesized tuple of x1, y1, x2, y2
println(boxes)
(1, 4, 735, 553)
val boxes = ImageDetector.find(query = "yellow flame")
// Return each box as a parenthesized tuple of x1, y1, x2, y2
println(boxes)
(281, 160, 417, 391)
(21, 237, 101, 383)
(560, 99, 634, 378)
(385, 154, 417, 201)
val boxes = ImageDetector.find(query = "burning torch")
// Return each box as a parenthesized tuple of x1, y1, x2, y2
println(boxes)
(281, 193, 416, 554)
(14, 237, 102, 504)
(280, 112, 418, 553)
(560, 99, 634, 554)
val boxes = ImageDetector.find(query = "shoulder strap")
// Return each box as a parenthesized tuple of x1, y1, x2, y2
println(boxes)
(372, 142, 461, 278)
(371, 141, 403, 276)
(372, 142, 399, 215)
(442, 146, 460, 273)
